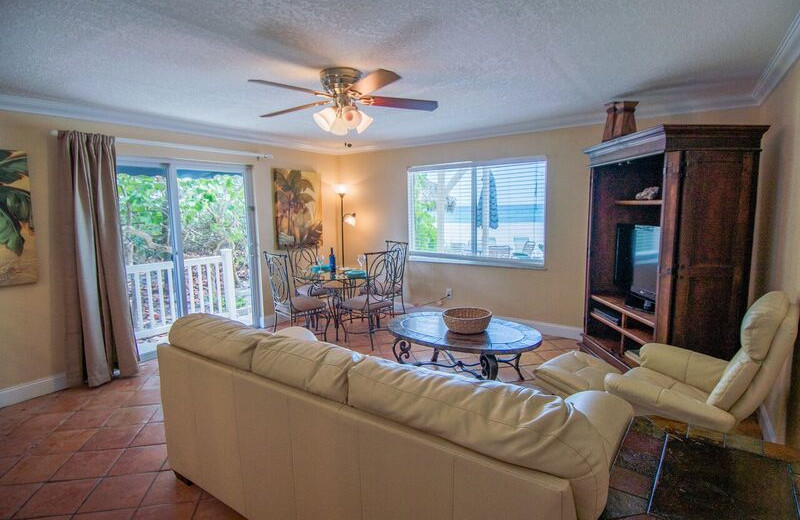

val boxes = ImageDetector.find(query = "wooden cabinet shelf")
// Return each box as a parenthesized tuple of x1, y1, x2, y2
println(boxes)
(580, 124, 769, 368)
(590, 294, 655, 328)
(614, 199, 662, 206)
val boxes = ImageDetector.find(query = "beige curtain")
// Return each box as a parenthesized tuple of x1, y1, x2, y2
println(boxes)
(59, 131, 139, 387)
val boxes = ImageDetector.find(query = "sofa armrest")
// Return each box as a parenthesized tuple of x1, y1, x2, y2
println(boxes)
(565, 391, 633, 467)
(640, 343, 729, 394)
(274, 326, 318, 342)
(604, 373, 736, 432)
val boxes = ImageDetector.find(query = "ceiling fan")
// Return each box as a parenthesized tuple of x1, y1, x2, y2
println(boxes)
(249, 67, 438, 136)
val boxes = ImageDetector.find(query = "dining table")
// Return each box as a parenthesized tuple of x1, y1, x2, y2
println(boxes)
(294, 266, 367, 341)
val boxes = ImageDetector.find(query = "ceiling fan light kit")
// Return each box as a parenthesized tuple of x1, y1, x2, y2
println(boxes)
(250, 67, 437, 137)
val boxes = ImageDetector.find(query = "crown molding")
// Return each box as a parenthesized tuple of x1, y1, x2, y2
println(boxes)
(752, 10, 800, 103)
(342, 93, 759, 154)
(0, 93, 338, 154)
(0, 91, 763, 157)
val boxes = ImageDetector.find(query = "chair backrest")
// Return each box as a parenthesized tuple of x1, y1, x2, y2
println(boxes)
(263, 251, 292, 308)
(286, 244, 318, 281)
(385, 240, 408, 288)
(706, 291, 799, 421)
(363, 249, 401, 301)
(522, 240, 536, 255)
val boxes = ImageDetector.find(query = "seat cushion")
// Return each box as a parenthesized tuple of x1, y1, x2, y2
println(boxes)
(168, 313, 271, 370)
(532, 351, 621, 397)
(251, 334, 364, 404)
(622, 367, 710, 402)
(340, 294, 393, 311)
(277, 295, 326, 313)
(347, 356, 607, 480)
(296, 283, 327, 297)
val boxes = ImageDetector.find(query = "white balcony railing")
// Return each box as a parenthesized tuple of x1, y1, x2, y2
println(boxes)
(126, 249, 238, 338)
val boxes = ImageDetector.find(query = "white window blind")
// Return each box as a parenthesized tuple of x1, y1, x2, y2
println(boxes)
(407, 157, 547, 268)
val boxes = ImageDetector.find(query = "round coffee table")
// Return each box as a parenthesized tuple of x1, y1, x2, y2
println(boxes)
(387, 312, 543, 380)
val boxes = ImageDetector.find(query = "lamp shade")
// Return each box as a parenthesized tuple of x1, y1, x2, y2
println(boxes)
(341, 106, 362, 129)
(313, 107, 337, 132)
(356, 110, 374, 134)
(343, 213, 357, 226)
(334, 184, 348, 195)
(329, 116, 348, 136)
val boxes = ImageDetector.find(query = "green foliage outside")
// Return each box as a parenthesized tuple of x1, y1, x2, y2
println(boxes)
(117, 173, 249, 279)
(413, 173, 437, 251)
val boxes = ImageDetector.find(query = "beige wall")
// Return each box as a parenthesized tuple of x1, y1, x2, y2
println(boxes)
(756, 58, 800, 445)
(337, 107, 761, 330)
(0, 111, 339, 390)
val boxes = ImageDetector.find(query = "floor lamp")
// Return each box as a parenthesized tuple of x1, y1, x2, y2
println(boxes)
(334, 185, 357, 263)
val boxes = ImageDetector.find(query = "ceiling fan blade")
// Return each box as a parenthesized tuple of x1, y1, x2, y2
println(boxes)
(248, 79, 330, 97)
(347, 69, 401, 95)
(260, 100, 330, 118)
(364, 96, 438, 111)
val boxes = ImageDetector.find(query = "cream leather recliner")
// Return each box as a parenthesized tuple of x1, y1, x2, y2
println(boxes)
(604, 291, 799, 432)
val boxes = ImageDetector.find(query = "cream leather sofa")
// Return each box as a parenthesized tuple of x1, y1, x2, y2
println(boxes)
(158, 314, 633, 520)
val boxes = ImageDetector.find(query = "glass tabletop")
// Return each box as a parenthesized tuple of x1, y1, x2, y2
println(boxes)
(388, 312, 543, 355)
(295, 267, 367, 283)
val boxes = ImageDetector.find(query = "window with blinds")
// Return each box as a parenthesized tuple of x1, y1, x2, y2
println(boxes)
(407, 157, 547, 268)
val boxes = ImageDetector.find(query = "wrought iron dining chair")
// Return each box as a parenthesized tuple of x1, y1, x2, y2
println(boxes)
(385, 240, 408, 314)
(263, 251, 329, 340)
(286, 244, 328, 298)
(340, 248, 401, 350)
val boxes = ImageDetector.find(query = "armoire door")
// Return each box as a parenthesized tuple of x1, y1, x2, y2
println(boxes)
(669, 150, 759, 360)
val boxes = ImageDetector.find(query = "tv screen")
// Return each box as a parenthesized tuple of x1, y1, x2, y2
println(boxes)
(614, 224, 660, 302)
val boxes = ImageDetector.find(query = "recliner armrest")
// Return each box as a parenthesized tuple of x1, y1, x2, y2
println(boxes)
(639, 343, 728, 394)
(604, 373, 736, 432)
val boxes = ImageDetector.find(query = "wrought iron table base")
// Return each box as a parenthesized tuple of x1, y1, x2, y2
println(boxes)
(392, 339, 524, 381)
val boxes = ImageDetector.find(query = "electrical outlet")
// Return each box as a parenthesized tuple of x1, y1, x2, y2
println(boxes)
(445, 288, 453, 299)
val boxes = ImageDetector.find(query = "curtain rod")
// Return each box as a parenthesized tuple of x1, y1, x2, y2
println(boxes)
(49, 130, 273, 160)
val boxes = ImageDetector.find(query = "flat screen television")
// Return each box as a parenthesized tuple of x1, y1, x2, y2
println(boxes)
(614, 224, 660, 311)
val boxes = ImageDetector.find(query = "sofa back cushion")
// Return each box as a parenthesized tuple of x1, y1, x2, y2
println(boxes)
(347, 356, 606, 479)
(168, 314, 270, 370)
(251, 335, 364, 404)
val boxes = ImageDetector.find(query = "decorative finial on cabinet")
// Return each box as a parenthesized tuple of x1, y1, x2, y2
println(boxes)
(602, 101, 638, 141)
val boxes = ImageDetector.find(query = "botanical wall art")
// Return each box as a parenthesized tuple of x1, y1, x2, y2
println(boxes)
(272, 168, 322, 248)
(0, 149, 37, 286)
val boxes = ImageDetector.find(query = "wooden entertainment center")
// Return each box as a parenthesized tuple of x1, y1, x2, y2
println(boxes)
(580, 125, 769, 370)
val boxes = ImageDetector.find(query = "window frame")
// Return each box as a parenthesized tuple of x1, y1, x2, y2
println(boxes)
(406, 155, 547, 270)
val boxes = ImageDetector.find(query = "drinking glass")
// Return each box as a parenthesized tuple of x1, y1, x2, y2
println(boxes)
(357, 254, 366, 269)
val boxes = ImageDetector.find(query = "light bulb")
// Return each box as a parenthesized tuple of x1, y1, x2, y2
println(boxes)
(356, 110, 374, 134)
(341, 106, 362, 129)
(330, 116, 348, 136)
(313, 107, 337, 132)
(343, 213, 357, 226)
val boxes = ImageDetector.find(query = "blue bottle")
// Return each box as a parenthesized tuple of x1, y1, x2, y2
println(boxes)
(328, 247, 336, 277)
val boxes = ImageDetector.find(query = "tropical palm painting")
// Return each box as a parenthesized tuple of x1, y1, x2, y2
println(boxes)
(272, 168, 322, 248)
(0, 150, 37, 286)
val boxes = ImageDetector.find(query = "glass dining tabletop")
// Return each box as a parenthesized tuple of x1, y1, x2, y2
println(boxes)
(295, 267, 367, 284)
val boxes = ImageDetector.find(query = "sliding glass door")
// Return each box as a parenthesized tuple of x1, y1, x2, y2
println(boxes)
(117, 160, 259, 359)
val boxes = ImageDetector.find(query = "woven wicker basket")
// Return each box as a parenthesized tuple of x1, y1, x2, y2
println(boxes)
(442, 307, 493, 334)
